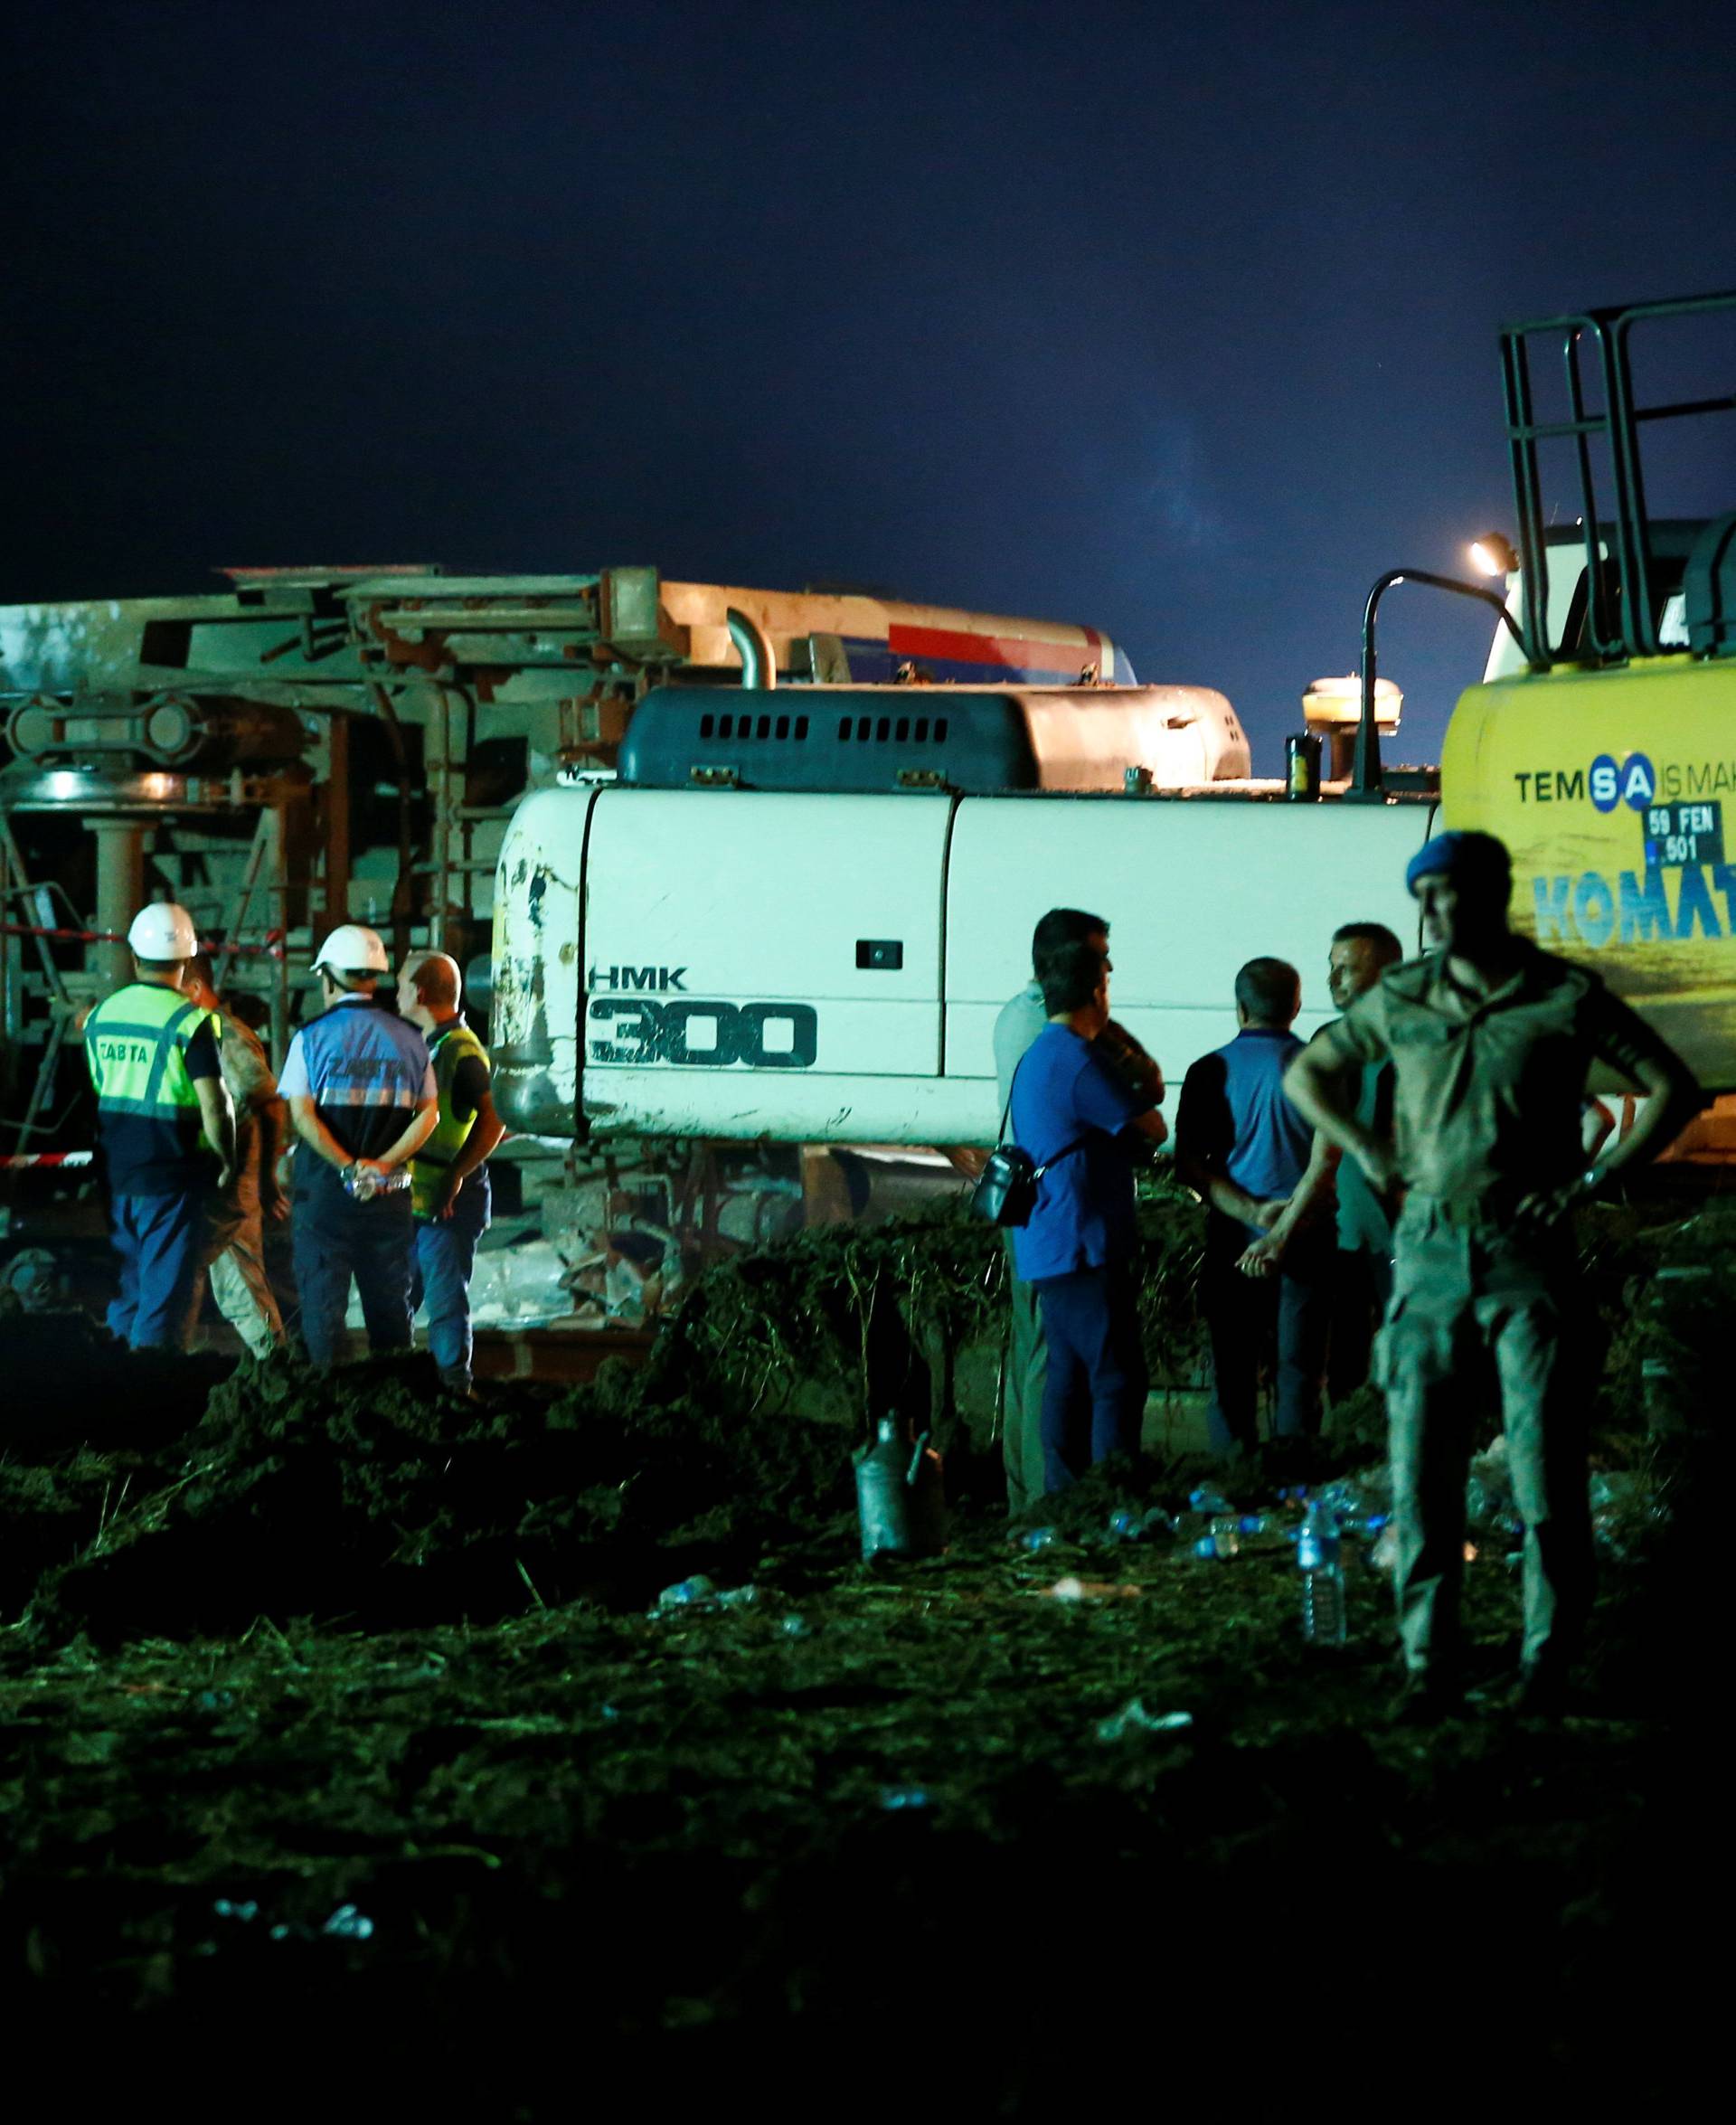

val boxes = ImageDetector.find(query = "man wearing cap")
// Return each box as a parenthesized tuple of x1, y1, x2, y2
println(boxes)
(82, 902, 238, 1350)
(396, 949, 506, 1396)
(1285, 831, 1700, 1719)
(278, 924, 439, 1365)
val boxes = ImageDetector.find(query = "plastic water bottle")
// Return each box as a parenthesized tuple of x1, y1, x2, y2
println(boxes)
(1194, 1517, 1241, 1561)
(1297, 1499, 1346, 1644)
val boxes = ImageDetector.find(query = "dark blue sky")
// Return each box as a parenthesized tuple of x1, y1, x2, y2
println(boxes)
(6, 0, 1734, 766)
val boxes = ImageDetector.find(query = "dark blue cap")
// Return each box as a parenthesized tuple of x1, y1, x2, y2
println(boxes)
(1405, 830, 1512, 897)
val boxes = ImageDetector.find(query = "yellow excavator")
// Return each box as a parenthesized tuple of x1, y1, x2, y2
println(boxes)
(1442, 295, 1736, 1067)
(1377, 291, 1736, 1138)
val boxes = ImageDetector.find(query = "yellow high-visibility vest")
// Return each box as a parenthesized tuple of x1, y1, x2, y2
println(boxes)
(410, 1018, 490, 1218)
(85, 981, 218, 1150)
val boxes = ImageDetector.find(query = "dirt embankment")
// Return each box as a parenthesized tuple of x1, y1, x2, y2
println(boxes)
(0, 1187, 1703, 1652)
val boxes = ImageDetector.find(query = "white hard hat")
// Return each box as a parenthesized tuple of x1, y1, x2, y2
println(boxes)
(127, 902, 198, 960)
(312, 922, 390, 977)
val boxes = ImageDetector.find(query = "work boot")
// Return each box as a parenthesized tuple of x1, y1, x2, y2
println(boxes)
(1385, 1672, 1462, 1727)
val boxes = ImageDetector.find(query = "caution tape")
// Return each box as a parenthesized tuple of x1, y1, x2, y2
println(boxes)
(0, 921, 286, 959)
(0, 1150, 93, 1168)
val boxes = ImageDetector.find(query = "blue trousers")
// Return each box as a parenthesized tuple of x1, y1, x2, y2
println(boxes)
(1032, 1265, 1148, 1492)
(108, 1188, 214, 1350)
(410, 1175, 489, 1386)
(292, 1165, 415, 1366)
(1202, 1219, 1329, 1454)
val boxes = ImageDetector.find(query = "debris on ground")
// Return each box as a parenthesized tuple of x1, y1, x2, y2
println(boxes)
(0, 1191, 1718, 2102)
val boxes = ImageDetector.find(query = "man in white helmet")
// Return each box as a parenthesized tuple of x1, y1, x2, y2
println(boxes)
(82, 902, 238, 1350)
(278, 923, 439, 1365)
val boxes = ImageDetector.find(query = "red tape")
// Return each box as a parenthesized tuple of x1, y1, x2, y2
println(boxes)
(0, 921, 285, 959)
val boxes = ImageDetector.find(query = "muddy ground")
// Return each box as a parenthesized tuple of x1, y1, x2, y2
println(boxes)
(0, 1195, 1722, 2111)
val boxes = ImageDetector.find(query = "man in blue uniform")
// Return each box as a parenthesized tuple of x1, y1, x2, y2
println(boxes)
(396, 949, 506, 1396)
(1176, 957, 1326, 1457)
(83, 902, 237, 1350)
(278, 924, 438, 1365)
(1008, 935, 1168, 1491)
(1241, 922, 1403, 1400)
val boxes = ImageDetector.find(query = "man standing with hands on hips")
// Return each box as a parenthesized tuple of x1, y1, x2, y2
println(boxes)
(1285, 833, 1699, 1721)
(278, 924, 438, 1366)
(396, 949, 507, 1397)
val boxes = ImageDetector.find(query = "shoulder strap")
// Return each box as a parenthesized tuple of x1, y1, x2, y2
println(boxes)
(1001, 1034, 1102, 1163)
(997, 1045, 1028, 1148)
(1033, 1134, 1091, 1177)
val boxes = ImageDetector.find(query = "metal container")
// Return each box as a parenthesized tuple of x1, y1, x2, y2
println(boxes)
(1285, 732, 1322, 801)
(854, 1415, 948, 1560)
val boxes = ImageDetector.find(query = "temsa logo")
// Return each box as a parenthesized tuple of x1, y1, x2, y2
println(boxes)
(588, 964, 688, 992)
(1511, 753, 1657, 811)
(1589, 752, 1656, 813)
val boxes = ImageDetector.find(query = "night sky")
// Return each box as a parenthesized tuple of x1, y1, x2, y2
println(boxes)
(6, 0, 1734, 767)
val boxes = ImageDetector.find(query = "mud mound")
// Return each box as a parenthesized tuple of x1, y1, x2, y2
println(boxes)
(22, 1346, 829, 1644)
(8, 1189, 1688, 1649)
(18, 1212, 1004, 1642)
(8, 1205, 1033, 1644)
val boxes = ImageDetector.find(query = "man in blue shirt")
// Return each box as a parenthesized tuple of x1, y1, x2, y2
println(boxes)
(993, 906, 1162, 1512)
(278, 923, 438, 1366)
(1175, 956, 1326, 1457)
(1241, 923, 1402, 1402)
(1008, 937, 1167, 1491)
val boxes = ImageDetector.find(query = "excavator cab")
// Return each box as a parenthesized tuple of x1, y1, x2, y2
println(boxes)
(1495, 290, 1736, 668)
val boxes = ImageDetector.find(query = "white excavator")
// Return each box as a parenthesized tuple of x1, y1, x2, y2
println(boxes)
(491, 288, 1736, 1309)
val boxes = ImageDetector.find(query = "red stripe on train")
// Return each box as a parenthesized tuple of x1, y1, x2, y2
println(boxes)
(887, 622, 1102, 673)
